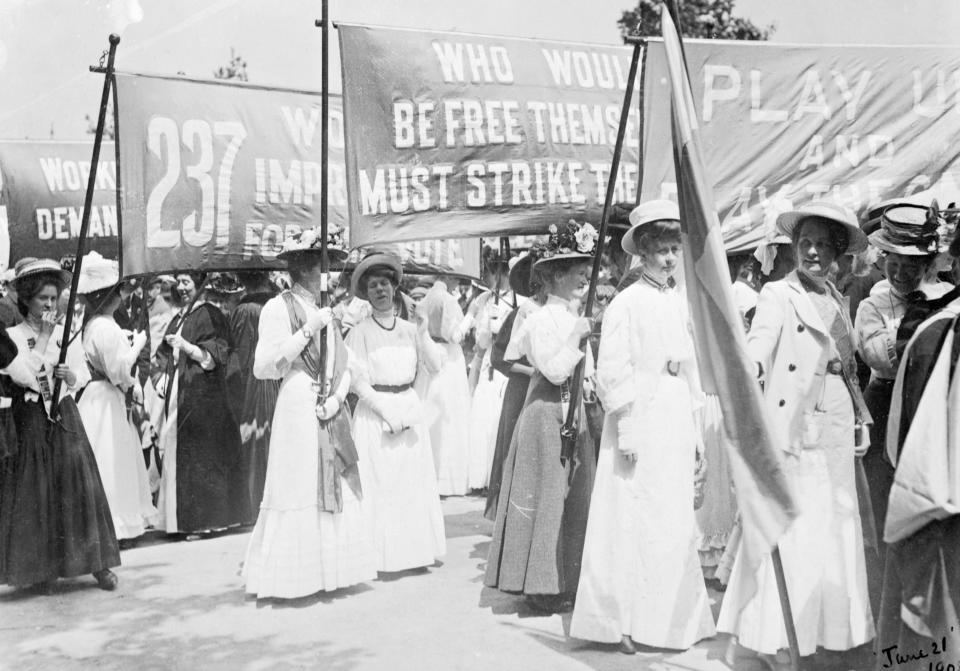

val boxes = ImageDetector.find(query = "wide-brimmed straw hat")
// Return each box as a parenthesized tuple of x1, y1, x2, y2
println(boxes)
(13, 257, 71, 286)
(775, 201, 868, 254)
(351, 252, 404, 300)
(277, 225, 349, 263)
(868, 204, 940, 256)
(623, 199, 680, 256)
(532, 219, 599, 270)
(508, 251, 537, 297)
(75, 251, 119, 295)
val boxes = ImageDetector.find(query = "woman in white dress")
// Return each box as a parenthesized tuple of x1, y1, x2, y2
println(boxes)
(346, 253, 446, 573)
(718, 201, 875, 669)
(415, 276, 471, 495)
(466, 264, 513, 491)
(76, 252, 157, 542)
(571, 200, 716, 653)
(243, 228, 376, 599)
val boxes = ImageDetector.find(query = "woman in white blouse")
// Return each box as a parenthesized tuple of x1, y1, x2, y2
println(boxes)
(76, 252, 156, 543)
(243, 228, 376, 599)
(484, 220, 598, 613)
(571, 200, 715, 653)
(345, 252, 447, 574)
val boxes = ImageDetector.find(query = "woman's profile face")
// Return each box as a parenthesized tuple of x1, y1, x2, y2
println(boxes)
(553, 262, 591, 301)
(365, 274, 396, 312)
(795, 219, 838, 278)
(27, 284, 59, 320)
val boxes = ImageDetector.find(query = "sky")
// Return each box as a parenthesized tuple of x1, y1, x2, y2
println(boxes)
(0, 0, 958, 140)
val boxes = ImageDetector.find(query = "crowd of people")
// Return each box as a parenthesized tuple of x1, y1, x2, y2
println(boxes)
(0, 195, 956, 670)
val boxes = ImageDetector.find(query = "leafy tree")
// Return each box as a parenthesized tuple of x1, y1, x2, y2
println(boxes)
(85, 113, 115, 140)
(618, 0, 773, 40)
(213, 47, 248, 82)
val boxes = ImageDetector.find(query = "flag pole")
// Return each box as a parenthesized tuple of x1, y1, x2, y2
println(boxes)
(314, 0, 333, 403)
(663, 3, 800, 669)
(50, 33, 120, 416)
(559, 36, 642, 465)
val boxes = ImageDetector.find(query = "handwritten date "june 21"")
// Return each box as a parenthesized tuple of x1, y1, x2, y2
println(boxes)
(880, 634, 954, 669)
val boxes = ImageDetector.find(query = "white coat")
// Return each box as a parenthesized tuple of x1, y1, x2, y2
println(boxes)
(748, 270, 858, 456)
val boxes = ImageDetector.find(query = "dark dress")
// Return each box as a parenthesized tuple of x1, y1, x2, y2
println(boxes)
(227, 292, 280, 525)
(484, 309, 529, 521)
(154, 303, 244, 533)
(877, 300, 960, 669)
(0, 329, 21, 580)
(0, 323, 119, 587)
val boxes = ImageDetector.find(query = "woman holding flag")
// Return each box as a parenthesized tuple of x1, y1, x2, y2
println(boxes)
(718, 202, 875, 668)
(243, 228, 376, 599)
(484, 220, 597, 613)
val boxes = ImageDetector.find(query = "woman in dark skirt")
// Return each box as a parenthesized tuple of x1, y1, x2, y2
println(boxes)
(0, 327, 21, 580)
(484, 251, 541, 521)
(227, 271, 279, 525)
(484, 222, 598, 612)
(153, 272, 244, 537)
(0, 257, 119, 591)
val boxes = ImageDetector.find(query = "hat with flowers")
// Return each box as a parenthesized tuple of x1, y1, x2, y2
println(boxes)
(532, 219, 599, 270)
(277, 225, 349, 263)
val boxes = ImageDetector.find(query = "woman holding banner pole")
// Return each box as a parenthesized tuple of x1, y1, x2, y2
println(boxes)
(0, 258, 119, 591)
(152, 272, 244, 538)
(243, 228, 376, 598)
(484, 221, 598, 613)
(717, 202, 875, 669)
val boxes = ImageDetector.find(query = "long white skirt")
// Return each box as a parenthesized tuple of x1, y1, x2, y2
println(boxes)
(467, 349, 507, 490)
(416, 342, 472, 496)
(77, 381, 157, 540)
(717, 376, 875, 655)
(571, 375, 716, 649)
(353, 388, 446, 572)
(243, 371, 377, 598)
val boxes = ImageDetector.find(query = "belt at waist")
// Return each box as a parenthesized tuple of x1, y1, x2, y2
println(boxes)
(826, 359, 844, 375)
(372, 382, 414, 393)
(430, 335, 449, 344)
(663, 360, 681, 377)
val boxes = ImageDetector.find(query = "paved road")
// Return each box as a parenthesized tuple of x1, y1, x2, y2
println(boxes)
(0, 496, 870, 670)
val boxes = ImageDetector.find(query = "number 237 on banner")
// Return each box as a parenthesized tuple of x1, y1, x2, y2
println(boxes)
(144, 116, 247, 249)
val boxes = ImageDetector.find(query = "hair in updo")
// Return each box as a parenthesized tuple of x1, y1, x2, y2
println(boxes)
(634, 220, 682, 256)
(15, 271, 67, 317)
(791, 216, 849, 256)
(533, 256, 590, 289)
(361, 265, 400, 289)
(174, 270, 206, 287)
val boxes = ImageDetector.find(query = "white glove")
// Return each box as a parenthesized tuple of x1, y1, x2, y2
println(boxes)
(305, 307, 334, 333)
(315, 395, 341, 421)
(130, 329, 148, 355)
(617, 409, 638, 461)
